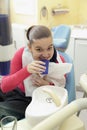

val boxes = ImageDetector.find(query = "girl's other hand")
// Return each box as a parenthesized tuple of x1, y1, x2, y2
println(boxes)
(32, 74, 49, 87)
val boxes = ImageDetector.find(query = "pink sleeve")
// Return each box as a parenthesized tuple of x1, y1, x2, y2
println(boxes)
(1, 47, 31, 93)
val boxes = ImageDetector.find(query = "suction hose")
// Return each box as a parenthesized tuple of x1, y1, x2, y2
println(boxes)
(31, 98, 87, 130)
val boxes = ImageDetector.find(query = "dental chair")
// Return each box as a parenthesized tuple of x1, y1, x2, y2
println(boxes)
(24, 25, 86, 130)
(23, 25, 86, 130)
(52, 24, 76, 103)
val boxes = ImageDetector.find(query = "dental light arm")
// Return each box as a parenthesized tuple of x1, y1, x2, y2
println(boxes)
(31, 98, 87, 130)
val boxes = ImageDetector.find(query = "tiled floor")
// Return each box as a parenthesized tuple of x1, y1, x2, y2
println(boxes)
(76, 91, 87, 130)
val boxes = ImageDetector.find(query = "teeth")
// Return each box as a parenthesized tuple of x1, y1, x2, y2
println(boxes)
(42, 88, 61, 106)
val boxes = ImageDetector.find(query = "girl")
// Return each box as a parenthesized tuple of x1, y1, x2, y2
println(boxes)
(0, 25, 65, 120)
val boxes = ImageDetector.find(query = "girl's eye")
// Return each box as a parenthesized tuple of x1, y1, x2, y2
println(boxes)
(48, 46, 53, 50)
(36, 48, 42, 52)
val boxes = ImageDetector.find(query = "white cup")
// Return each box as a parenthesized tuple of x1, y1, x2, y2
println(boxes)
(0, 116, 17, 130)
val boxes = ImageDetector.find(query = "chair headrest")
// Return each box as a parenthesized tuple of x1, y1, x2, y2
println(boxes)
(52, 25, 71, 51)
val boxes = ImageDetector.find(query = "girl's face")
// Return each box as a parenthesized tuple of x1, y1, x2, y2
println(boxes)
(28, 37, 54, 60)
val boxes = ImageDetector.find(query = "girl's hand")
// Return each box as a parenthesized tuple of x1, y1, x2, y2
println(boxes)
(27, 61, 46, 74)
(32, 75, 49, 87)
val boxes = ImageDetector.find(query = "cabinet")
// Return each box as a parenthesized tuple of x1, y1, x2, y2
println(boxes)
(66, 27, 87, 89)
(74, 39, 87, 87)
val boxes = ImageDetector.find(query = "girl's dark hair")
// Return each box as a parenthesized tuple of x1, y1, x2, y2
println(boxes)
(26, 25, 57, 62)
(26, 25, 52, 43)
(50, 47, 57, 62)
